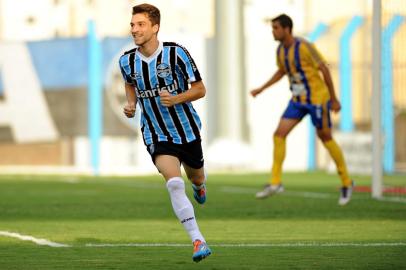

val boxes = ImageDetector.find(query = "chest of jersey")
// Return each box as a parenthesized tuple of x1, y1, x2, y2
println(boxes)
(131, 59, 178, 97)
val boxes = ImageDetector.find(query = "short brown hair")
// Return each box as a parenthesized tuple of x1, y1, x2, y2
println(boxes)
(272, 14, 293, 33)
(132, 4, 160, 26)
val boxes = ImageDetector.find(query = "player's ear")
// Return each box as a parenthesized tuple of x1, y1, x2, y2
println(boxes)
(153, 24, 159, 34)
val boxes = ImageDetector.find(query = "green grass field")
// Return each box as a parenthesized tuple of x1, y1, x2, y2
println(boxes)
(0, 172, 405, 269)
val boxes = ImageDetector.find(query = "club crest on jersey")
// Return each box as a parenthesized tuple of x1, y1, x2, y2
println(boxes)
(156, 63, 171, 78)
(130, 72, 142, 80)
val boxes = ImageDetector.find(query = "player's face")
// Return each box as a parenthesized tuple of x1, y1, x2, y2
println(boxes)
(272, 21, 288, 41)
(130, 13, 159, 47)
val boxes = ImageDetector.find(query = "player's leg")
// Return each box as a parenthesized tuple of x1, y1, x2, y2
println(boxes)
(155, 154, 210, 261)
(256, 100, 305, 198)
(317, 128, 353, 205)
(317, 127, 351, 185)
(312, 102, 353, 205)
(271, 117, 302, 184)
(179, 139, 207, 205)
(256, 117, 301, 199)
(154, 154, 182, 180)
(178, 140, 211, 261)
(183, 164, 207, 205)
(182, 165, 212, 262)
(183, 165, 205, 185)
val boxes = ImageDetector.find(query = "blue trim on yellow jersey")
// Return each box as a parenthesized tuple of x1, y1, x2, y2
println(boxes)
(283, 45, 295, 102)
(306, 22, 328, 171)
(283, 46, 292, 75)
(294, 39, 311, 104)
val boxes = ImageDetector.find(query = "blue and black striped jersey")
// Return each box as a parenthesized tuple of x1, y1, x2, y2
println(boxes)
(119, 41, 202, 145)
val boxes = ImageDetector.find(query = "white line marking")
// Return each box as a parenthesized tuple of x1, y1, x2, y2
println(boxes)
(62, 177, 80, 184)
(86, 243, 190, 247)
(377, 196, 406, 203)
(220, 186, 332, 199)
(218, 186, 260, 194)
(85, 242, 406, 248)
(210, 242, 406, 247)
(0, 231, 70, 247)
(220, 186, 406, 203)
(284, 191, 332, 199)
(1, 232, 403, 248)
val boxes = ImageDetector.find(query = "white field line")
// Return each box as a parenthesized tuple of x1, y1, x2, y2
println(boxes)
(219, 186, 406, 203)
(58, 180, 406, 204)
(0, 231, 70, 247)
(85, 242, 406, 248)
(377, 196, 406, 203)
(1, 231, 404, 248)
(220, 186, 332, 199)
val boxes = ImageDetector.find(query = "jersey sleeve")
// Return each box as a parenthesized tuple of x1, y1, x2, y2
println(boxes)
(276, 45, 283, 69)
(176, 45, 202, 83)
(303, 42, 326, 67)
(118, 55, 133, 84)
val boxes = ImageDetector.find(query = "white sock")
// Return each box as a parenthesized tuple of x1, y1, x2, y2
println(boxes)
(166, 177, 205, 243)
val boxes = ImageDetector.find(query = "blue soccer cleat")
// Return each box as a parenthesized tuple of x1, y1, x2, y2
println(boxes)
(192, 240, 211, 262)
(192, 183, 206, 204)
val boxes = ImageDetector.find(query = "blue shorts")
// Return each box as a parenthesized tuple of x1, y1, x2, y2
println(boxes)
(282, 100, 332, 129)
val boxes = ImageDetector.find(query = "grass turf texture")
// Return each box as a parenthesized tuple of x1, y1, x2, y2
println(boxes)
(0, 172, 405, 269)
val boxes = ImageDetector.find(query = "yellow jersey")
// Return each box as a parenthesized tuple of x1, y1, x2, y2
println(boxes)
(277, 37, 330, 105)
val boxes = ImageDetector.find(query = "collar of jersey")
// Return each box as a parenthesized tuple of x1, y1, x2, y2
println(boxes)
(136, 41, 163, 63)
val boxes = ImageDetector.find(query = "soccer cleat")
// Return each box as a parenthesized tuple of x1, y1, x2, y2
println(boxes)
(192, 183, 206, 204)
(255, 184, 284, 199)
(338, 180, 354, 206)
(192, 240, 211, 262)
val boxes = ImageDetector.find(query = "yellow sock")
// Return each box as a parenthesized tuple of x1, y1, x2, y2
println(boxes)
(269, 136, 286, 185)
(323, 139, 352, 187)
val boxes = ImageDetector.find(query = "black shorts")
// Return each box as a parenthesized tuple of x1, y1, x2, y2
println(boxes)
(146, 139, 204, 169)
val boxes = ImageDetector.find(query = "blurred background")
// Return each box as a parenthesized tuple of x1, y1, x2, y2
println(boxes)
(0, 0, 404, 192)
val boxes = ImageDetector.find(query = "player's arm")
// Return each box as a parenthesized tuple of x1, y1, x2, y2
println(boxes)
(159, 80, 206, 107)
(160, 44, 206, 107)
(123, 83, 137, 118)
(250, 68, 286, 97)
(319, 63, 341, 113)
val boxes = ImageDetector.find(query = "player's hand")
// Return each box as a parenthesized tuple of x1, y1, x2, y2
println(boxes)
(159, 90, 175, 107)
(123, 103, 136, 118)
(330, 98, 341, 113)
(250, 88, 263, 97)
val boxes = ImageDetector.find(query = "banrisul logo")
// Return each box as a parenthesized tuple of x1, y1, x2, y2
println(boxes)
(157, 63, 171, 78)
(136, 80, 179, 99)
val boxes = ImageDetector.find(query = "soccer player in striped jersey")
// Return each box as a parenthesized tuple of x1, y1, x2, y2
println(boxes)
(251, 14, 353, 206)
(119, 4, 211, 262)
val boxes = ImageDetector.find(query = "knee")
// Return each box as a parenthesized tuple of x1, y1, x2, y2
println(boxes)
(273, 131, 286, 138)
(186, 168, 206, 184)
(166, 177, 185, 192)
(318, 132, 332, 142)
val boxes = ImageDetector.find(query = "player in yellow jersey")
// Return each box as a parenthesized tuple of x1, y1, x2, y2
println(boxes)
(251, 14, 353, 205)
